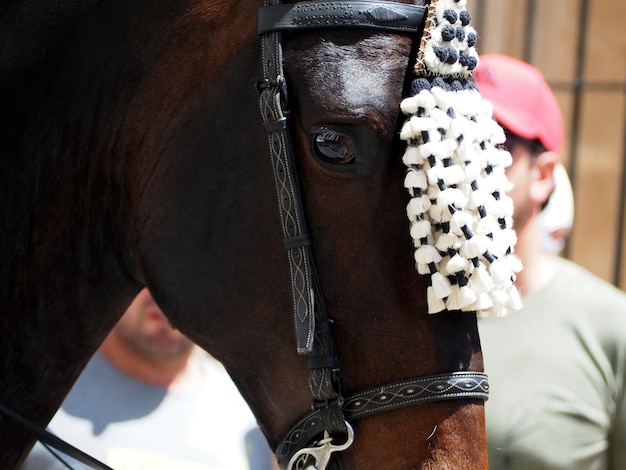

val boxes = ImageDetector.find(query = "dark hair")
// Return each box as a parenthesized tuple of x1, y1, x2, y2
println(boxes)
(502, 128, 553, 210)
(503, 129, 547, 157)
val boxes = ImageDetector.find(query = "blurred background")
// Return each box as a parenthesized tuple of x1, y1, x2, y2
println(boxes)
(468, 0, 626, 290)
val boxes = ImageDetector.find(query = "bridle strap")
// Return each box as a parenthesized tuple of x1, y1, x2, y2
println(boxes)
(258, 0, 347, 441)
(0, 404, 113, 470)
(276, 371, 489, 467)
(257, 1, 427, 35)
(258, 0, 317, 356)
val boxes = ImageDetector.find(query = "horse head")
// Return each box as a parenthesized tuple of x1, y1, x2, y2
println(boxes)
(0, 0, 519, 468)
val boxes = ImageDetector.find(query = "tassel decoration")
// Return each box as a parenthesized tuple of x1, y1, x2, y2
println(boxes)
(401, 0, 522, 317)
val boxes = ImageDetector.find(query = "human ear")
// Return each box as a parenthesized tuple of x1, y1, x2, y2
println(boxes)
(530, 151, 559, 206)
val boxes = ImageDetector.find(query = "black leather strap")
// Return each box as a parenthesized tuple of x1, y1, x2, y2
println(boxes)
(342, 371, 489, 418)
(0, 404, 113, 470)
(258, 1, 427, 35)
(258, 0, 348, 449)
(258, 7, 317, 355)
(276, 371, 489, 467)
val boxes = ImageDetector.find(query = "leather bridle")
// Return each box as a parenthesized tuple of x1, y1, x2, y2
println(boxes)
(256, 1, 489, 469)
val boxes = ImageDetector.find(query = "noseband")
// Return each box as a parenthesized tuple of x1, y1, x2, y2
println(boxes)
(256, 1, 489, 469)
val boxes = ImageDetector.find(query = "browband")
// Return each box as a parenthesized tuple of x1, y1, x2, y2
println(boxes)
(258, 1, 428, 35)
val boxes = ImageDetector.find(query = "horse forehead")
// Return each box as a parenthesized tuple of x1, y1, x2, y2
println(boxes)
(287, 34, 412, 117)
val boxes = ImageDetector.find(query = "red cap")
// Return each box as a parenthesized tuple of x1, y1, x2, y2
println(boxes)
(473, 54, 563, 153)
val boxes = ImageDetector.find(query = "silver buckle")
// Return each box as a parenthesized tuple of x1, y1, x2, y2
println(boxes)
(288, 421, 354, 470)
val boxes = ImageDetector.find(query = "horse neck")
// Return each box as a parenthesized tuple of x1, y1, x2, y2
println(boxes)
(0, 0, 262, 465)
(0, 3, 157, 466)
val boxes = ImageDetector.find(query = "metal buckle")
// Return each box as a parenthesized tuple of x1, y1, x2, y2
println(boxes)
(287, 421, 354, 470)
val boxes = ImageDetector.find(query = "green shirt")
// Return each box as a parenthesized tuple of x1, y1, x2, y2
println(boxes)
(478, 258, 626, 470)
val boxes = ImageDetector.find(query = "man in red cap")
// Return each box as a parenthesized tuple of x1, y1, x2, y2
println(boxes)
(474, 54, 626, 469)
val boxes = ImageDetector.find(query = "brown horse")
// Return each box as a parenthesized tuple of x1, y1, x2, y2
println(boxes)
(0, 0, 499, 468)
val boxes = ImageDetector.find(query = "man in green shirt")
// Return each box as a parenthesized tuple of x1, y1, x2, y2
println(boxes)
(474, 54, 626, 469)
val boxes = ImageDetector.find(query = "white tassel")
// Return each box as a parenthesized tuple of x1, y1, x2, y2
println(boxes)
(427, 286, 447, 314)
(431, 271, 452, 299)
(455, 139, 475, 162)
(435, 232, 461, 251)
(400, 121, 416, 141)
(414, 245, 442, 265)
(475, 216, 499, 235)
(430, 107, 452, 128)
(490, 287, 511, 305)
(488, 259, 511, 285)
(420, 140, 456, 161)
(494, 228, 517, 249)
(506, 254, 523, 274)
(406, 195, 431, 219)
(492, 146, 513, 167)
(491, 172, 515, 193)
(400, 90, 436, 114)
(468, 188, 489, 209)
(410, 220, 432, 240)
(446, 285, 462, 310)
(448, 115, 469, 141)
(403, 146, 424, 166)
(458, 285, 478, 310)
(431, 86, 457, 110)
(491, 304, 509, 318)
(428, 203, 452, 222)
(450, 211, 474, 235)
(489, 119, 506, 143)
(460, 234, 490, 258)
(404, 169, 428, 190)
(490, 198, 515, 218)
(472, 294, 495, 317)
(426, 165, 445, 185)
(463, 161, 482, 180)
(441, 165, 466, 186)
(410, 115, 438, 134)
(437, 188, 465, 207)
(445, 254, 470, 274)
(470, 264, 494, 293)
(417, 262, 432, 275)
(507, 286, 523, 311)
(469, 291, 494, 312)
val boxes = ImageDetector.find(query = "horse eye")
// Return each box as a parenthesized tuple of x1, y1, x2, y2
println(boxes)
(311, 127, 355, 165)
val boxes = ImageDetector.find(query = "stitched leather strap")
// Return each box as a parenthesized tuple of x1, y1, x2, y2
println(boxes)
(258, 1, 427, 35)
(258, 0, 347, 444)
(342, 371, 489, 418)
(276, 371, 489, 467)
(258, 9, 317, 355)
